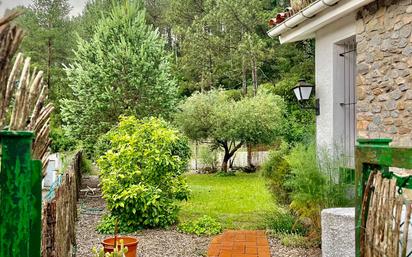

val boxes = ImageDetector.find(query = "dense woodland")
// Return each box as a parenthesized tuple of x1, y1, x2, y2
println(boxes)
(4, 0, 315, 155)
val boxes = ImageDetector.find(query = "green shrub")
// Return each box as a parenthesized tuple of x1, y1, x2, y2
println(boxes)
(261, 141, 291, 205)
(98, 116, 191, 230)
(265, 208, 305, 235)
(199, 147, 218, 172)
(178, 215, 222, 236)
(285, 143, 350, 237)
(80, 154, 94, 174)
(96, 214, 138, 234)
(50, 126, 76, 153)
(279, 233, 317, 248)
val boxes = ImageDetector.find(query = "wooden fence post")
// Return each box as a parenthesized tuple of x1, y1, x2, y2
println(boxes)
(0, 131, 41, 257)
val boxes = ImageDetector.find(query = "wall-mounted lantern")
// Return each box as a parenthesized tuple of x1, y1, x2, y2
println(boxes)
(292, 79, 320, 115)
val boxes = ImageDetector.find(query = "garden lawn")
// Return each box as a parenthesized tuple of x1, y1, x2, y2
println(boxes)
(179, 172, 275, 229)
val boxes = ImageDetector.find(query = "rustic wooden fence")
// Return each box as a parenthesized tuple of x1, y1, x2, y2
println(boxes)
(355, 139, 412, 257)
(41, 152, 82, 257)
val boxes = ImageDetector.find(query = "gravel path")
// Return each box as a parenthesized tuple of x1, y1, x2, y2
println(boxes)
(268, 238, 321, 257)
(75, 176, 210, 257)
(75, 176, 321, 257)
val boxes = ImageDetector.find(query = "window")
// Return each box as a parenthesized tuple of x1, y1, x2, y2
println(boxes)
(338, 36, 357, 168)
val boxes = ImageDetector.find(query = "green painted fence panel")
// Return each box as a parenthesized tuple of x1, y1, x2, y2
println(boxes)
(0, 131, 41, 257)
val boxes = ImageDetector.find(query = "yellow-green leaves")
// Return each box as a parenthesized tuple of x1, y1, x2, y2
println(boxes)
(97, 116, 191, 230)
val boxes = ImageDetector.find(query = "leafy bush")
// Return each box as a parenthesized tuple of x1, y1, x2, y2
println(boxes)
(178, 215, 222, 236)
(285, 143, 350, 238)
(96, 214, 138, 234)
(98, 116, 191, 230)
(261, 141, 291, 205)
(265, 208, 305, 235)
(259, 77, 316, 145)
(50, 126, 76, 153)
(80, 154, 94, 174)
(199, 147, 219, 172)
(279, 233, 318, 248)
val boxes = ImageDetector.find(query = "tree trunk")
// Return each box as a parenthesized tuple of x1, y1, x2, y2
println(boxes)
(200, 72, 205, 93)
(221, 152, 231, 172)
(242, 58, 247, 96)
(219, 141, 244, 172)
(247, 144, 253, 167)
(251, 57, 258, 96)
(208, 54, 213, 90)
(47, 37, 52, 90)
(166, 27, 173, 50)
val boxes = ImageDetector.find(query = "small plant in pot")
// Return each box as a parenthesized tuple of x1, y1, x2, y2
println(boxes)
(100, 219, 139, 257)
(92, 239, 128, 257)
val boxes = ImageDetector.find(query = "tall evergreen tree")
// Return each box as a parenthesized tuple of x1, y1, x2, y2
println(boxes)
(16, 0, 75, 105)
(61, 0, 179, 154)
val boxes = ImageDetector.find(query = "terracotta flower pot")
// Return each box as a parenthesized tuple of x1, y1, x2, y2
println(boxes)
(102, 236, 139, 257)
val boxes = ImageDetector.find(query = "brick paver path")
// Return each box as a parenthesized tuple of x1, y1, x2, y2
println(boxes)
(207, 230, 270, 257)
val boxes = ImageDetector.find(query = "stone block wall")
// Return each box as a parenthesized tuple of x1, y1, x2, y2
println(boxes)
(356, 0, 412, 146)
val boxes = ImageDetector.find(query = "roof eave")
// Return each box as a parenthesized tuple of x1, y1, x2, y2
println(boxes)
(268, 0, 375, 44)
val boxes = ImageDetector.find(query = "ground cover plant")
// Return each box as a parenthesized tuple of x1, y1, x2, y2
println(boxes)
(178, 215, 222, 236)
(98, 116, 191, 231)
(179, 172, 275, 229)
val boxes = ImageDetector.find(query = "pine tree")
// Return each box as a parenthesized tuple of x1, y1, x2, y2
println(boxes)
(16, 0, 75, 105)
(61, 1, 178, 154)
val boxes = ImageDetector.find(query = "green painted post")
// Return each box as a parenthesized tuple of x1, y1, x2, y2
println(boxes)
(30, 160, 42, 257)
(0, 131, 41, 257)
(355, 138, 391, 257)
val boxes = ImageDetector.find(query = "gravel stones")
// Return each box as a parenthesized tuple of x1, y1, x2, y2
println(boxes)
(268, 238, 321, 257)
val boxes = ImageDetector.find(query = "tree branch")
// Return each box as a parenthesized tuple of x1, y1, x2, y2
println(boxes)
(229, 141, 243, 156)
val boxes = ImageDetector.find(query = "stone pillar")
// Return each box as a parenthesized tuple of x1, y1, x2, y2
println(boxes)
(321, 208, 355, 257)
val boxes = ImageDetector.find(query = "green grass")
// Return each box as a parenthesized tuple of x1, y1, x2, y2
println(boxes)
(179, 172, 275, 229)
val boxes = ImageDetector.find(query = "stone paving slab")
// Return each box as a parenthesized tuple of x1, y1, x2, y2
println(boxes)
(207, 230, 270, 257)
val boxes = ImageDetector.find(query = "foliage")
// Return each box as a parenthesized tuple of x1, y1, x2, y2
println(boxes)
(92, 239, 128, 257)
(175, 90, 285, 171)
(80, 154, 95, 174)
(260, 76, 316, 145)
(199, 147, 219, 172)
(261, 141, 291, 205)
(61, 1, 178, 155)
(14, 0, 75, 106)
(164, 0, 315, 95)
(265, 208, 305, 235)
(279, 233, 318, 248)
(98, 116, 191, 229)
(178, 215, 222, 236)
(49, 126, 76, 153)
(96, 214, 139, 234)
(179, 173, 274, 229)
(285, 143, 351, 237)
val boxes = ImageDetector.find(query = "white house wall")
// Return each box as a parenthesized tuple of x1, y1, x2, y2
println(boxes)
(315, 13, 356, 150)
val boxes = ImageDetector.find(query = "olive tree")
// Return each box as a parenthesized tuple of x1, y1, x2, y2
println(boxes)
(175, 90, 285, 172)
